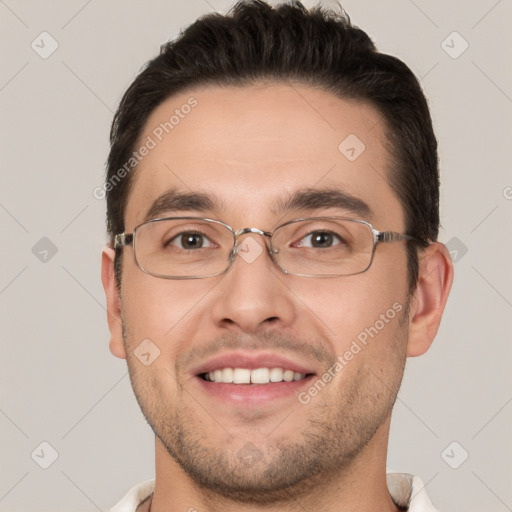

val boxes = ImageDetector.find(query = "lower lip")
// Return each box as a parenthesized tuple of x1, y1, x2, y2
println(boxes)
(195, 375, 315, 404)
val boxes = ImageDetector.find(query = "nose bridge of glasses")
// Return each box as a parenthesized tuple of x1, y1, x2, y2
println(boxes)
(233, 227, 272, 239)
(231, 227, 274, 259)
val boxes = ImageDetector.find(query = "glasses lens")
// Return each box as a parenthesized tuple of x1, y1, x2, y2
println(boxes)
(272, 218, 374, 276)
(133, 218, 233, 278)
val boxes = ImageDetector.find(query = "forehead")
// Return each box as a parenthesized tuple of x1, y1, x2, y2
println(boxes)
(125, 83, 403, 230)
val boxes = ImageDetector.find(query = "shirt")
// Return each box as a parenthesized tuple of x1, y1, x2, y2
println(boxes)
(109, 473, 439, 511)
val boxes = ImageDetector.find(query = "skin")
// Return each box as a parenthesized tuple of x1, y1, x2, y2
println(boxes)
(102, 82, 453, 511)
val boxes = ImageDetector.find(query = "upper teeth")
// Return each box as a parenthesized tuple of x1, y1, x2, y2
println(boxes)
(205, 368, 306, 384)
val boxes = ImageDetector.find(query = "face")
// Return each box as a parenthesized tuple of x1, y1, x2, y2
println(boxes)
(108, 83, 414, 501)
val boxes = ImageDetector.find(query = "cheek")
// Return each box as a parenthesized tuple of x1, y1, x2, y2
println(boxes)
(120, 267, 214, 351)
(287, 266, 408, 353)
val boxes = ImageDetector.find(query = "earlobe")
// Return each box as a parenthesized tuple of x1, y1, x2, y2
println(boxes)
(406, 242, 454, 357)
(101, 246, 127, 359)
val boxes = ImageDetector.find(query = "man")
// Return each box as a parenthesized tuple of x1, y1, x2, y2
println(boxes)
(101, 1, 453, 510)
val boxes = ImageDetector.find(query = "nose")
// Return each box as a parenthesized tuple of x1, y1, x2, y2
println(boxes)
(210, 233, 296, 333)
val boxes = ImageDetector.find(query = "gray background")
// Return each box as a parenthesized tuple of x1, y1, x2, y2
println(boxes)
(0, 0, 511, 510)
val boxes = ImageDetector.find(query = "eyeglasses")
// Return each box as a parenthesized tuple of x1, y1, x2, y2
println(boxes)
(114, 216, 427, 279)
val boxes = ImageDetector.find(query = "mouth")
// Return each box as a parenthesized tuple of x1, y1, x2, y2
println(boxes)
(191, 351, 317, 404)
(200, 367, 312, 384)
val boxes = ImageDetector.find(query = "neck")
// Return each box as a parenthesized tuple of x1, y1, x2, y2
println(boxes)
(148, 419, 399, 512)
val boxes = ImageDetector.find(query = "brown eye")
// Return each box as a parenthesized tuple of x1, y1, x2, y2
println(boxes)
(168, 231, 211, 249)
(297, 231, 343, 248)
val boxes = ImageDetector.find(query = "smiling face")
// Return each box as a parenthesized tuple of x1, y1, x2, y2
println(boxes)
(104, 82, 418, 502)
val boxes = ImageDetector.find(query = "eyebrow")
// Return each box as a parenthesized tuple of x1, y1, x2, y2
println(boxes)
(144, 189, 220, 221)
(275, 188, 373, 219)
(144, 186, 372, 222)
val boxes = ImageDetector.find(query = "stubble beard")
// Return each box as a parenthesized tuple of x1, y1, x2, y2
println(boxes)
(122, 316, 408, 504)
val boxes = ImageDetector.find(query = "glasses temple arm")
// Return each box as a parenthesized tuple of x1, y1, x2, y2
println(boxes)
(114, 233, 133, 248)
(376, 231, 429, 246)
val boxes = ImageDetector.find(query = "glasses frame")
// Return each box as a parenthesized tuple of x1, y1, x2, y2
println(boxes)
(114, 216, 428, 280)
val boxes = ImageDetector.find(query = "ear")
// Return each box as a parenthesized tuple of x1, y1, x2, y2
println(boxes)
(406, 242, 454, 357)
(101, 246, 126, 359)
